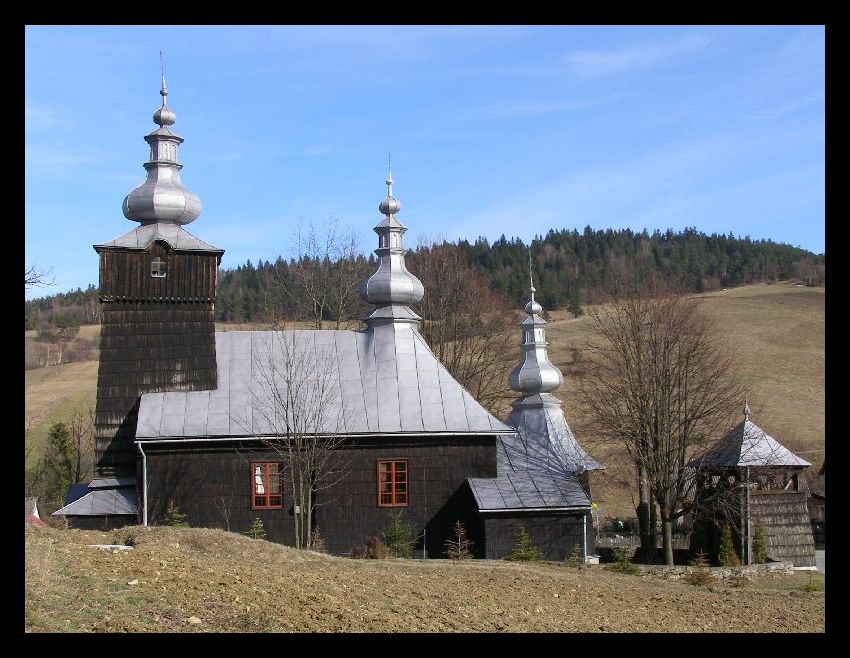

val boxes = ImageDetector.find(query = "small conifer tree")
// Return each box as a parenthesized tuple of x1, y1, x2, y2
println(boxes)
(566, 543, 584, 567)
(244, 517, 267, 540)
(685, 551, 713, 586)
(309, 526, 327, 553)
(445, 520, 474, 560)
(505, 527, 542, 561)
(717, 524, 741, 566)
(383, 511, 417, 558)
(160, 501, 188, 527)
(753, 525, 768, 564)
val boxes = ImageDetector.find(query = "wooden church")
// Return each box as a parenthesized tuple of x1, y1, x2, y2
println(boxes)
(54, 77, 602, 560)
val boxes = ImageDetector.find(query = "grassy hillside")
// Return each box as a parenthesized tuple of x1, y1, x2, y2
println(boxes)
(24, 283, 824, 517)
(24, 524, 824, 633)
(25, 361, 98, 472)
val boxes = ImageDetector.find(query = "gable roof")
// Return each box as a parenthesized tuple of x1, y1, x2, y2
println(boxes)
(136, 326, 514, 439)
(694, 420, 811, 468)
(94, 222, 222, 253)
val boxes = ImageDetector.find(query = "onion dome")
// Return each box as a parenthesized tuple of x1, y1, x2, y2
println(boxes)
(122, 74, 202, 225)
(508, 272, 563, 394)
(359, 165, 425, 311)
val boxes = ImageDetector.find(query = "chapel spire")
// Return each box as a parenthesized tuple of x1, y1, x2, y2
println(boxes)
(122, 64, 201, 225)
(358, 162, 425, 325)
(508, 259, 563, 395)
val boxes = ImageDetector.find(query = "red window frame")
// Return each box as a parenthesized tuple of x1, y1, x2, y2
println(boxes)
(377, 459, 408, 507)
(251, 462, 283, 509)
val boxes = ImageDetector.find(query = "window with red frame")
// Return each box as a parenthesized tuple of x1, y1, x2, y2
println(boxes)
(251, 462, 283, 509)
(377, 460, 408, 507)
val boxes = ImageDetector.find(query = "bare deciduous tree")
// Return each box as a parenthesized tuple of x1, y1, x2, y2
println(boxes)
(244, 330, 351, 549)
(272, 220, 370, 329)
(67, 405, 94, 485)
(25, 264, 54, 291)
(581, 278, 743, 565)
(214, 495, 232, 532)
(408, 242, 517, 416)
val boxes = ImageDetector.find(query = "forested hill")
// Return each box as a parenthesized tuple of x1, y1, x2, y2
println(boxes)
(462, 227, 824, 311)
(25, 227, 823, 328)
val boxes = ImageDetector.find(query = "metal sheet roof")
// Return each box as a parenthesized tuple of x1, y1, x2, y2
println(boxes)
(468, 441, 591, 512)
(53, 487, 138, 517)
(694, 420, 811, 468)
(505, 395, 603, 475)
(94, 223, 222, 253)
(137, 326, 514, 439)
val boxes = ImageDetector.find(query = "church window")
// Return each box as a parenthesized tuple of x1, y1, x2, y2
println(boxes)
(377, 459, 408, 507)
(151, 256, 167, 278)
(251, 462, 283, 509)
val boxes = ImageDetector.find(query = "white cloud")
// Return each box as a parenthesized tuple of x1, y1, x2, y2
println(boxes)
(565, 35, 711, 78)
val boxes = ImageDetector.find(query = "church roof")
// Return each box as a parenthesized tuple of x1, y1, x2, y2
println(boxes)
(693, 419, 811, 468)
(136, 326, 514, 439)
(52, 487, 138, 517)
(94, 222, 222, 253)
(505, 394, 604, 475)
(468, 434, 591, 511)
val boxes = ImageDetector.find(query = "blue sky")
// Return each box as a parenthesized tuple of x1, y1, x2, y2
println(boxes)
(25, 25, 825, 298)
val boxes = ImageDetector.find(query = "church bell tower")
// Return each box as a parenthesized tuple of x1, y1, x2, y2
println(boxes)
(92, 73, 223, 478)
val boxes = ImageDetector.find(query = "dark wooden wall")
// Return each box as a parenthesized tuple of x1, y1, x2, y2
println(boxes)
(94, 241, 220, 477)
(67, 514, 137, 531)
(98, 241, 219, 301)
(482, 513, 588, 561)
(691, 489, 817, 566)
(751, 490, 816, 567)
(142, 435, 497, 557)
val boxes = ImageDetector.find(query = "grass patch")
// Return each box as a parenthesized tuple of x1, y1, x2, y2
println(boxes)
(739, 571, 825, 593)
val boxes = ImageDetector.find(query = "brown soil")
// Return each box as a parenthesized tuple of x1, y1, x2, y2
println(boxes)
(25, 525, 824, 633)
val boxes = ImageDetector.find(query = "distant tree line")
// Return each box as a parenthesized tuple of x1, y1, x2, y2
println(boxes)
(462, 227, 824, 312)
(25, 284, 101, 331)
(24, 227, 824, 330)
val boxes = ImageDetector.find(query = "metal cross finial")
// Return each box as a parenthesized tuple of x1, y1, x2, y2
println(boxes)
(528, 247, 536, 301)
(159, 50, 168, 105)
(386, 150, 393, 197)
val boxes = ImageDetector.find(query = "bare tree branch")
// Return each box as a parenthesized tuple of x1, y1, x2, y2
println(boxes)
(25, 264, 55, 291)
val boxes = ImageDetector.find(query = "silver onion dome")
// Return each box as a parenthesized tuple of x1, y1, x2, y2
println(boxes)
(508, 275, 563, 394)
(359, 167, 425, 308)
(152, 81, 176, 126)
(122, 74, 201, 225)
(378, 172, 402, 215)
